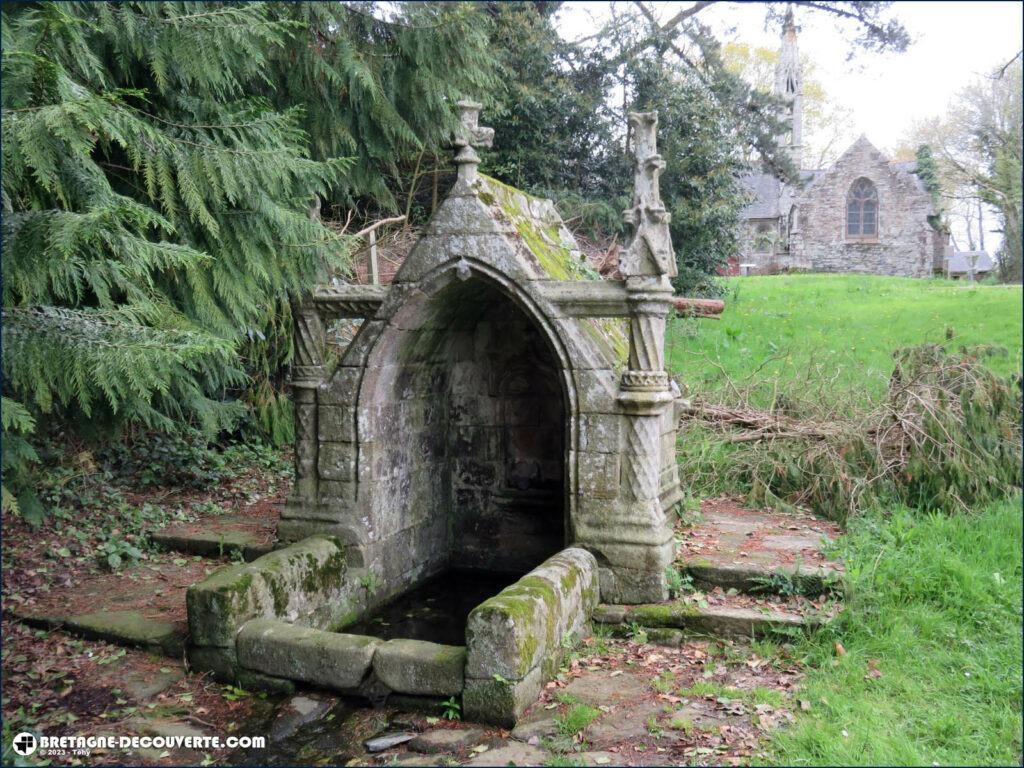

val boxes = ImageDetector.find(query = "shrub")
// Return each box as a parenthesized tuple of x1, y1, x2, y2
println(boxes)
(682, 344, 1022, 520)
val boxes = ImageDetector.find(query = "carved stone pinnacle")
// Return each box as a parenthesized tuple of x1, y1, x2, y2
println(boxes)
(620, 110, 677, 279)
(454, 100, 494, 185)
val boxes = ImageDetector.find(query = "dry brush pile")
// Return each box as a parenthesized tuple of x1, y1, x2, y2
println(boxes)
(679, 344, 1022, 521)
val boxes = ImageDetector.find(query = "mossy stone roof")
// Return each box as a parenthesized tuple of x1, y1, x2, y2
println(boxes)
(475, 175, 628, 369)
(477, 175, 601, 282)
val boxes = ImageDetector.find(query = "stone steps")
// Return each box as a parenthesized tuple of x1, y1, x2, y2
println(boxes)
(593, 596, 819, 640)
(676, 560, 842, 598)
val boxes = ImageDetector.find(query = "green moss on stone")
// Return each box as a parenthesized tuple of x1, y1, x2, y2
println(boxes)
(630, 601, 700, 627)
(477, 175, 600, 283)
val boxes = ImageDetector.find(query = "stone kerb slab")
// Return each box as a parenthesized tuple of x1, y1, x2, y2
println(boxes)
(234, 621, 467, 698)
(463, 547, 599, 726)
(186, 535, 363, 679)
(237, 618, 380, 690)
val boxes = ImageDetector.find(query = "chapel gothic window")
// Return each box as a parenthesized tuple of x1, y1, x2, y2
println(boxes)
(846, 178, 878, 239)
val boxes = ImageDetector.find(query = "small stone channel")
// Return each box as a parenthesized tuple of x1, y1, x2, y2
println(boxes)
(228, 571, 519, 764)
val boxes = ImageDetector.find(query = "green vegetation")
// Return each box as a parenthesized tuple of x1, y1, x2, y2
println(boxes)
(0, 1, 496, 519)
(670, 276, 1022, 519)
(441, 696, 461, 721)
(669, 275, 1022, 763)
(770, 497, 1022, 765)
(668, 274, 1022, 403)
(555, 703, 602, 736)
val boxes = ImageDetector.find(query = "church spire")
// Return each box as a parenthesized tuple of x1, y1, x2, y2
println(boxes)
(775, 5, 803, 169)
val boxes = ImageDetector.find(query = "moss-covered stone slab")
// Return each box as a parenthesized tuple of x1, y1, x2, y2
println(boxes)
(186, 535, 358, 648)
(64, 611, 184, 657)
(596, 600, 811, 638)
(465, 548, 598, 681)
(373, 639, 466, 697)
(680, 562, 841, 598)
(150, 528, 265, 560)
(462, 666, 543, 729)
(236, 618, 379, 691)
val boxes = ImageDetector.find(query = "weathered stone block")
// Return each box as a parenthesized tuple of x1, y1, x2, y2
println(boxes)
(186, 535, 358, 648)
(65, 610, 184, 657)
(188, 645, 237, 681)
(574, 369, 619, 413)
(236, 619, 380, 691)
(319, 441, 356, 482)
(579, 413, 621, 454)
(319, 405, 356, 442)
(318, 367, 361, 407)
(462, 666, 542, 728)
(577, 451, 620, 499)
(372, 639, 466, 697)
(465, 548, 598, 680)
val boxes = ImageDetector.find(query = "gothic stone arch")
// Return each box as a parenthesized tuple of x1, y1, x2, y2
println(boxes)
(280, 107, 683, 605)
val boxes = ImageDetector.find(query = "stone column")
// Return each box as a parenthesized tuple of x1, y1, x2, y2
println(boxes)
(609, 111, 680, 603)
(287, 297, 325, 512)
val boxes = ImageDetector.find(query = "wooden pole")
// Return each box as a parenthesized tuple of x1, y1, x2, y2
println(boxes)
(673, 296, 725, 319)
(369, 228, 379, 286)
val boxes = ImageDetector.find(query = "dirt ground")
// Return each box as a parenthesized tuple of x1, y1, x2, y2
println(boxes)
(2, 446, 838, 767)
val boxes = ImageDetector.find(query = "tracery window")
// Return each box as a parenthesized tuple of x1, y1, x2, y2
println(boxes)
(846, 178, 878, 239)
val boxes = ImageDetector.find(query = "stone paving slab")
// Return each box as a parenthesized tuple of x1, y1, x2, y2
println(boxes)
(676, 497, 843, 595)
(463, 740, 550, 766)
(150, 513, 277, 561)
(594, 598, 814, 638)
(13, 609, 186, 657)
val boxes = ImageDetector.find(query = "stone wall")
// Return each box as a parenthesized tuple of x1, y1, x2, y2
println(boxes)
(325, 277, 567, 600)
(463, 547, 599, 726)
(795, 137, 936, 277)
(447, 282, 565, 572)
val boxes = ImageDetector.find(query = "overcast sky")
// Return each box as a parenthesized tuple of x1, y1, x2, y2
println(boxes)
(555, 2, 1022, 154)
(554, 1, 1023, 251)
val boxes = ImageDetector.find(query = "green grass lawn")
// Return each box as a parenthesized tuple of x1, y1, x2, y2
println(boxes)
(770, 497, 1023, 765)
(667, 274, 1023, 405)
(666, 274, 1023, 764)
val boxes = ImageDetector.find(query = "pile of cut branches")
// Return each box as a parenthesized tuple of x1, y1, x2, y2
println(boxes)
(679, 344, 1022, 520)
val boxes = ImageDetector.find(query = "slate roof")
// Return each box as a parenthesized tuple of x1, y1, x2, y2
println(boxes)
(740, 169, 824, 220)
(476, 174, 630, 365)
(739, 173, 782, 219)
(947, 250, 994, 274)
(477, 175, 602, 281)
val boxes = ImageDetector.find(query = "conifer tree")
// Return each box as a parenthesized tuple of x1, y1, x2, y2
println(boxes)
(1, 2, 352, 517)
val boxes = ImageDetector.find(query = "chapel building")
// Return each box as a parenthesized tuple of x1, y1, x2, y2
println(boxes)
(737, 11, 950, 277)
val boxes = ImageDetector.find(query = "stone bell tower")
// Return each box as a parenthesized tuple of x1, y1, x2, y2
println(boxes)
(775, 6, 803, 170)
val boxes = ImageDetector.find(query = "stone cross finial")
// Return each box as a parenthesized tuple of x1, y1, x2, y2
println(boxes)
(453, 99, 494, 185)
(620, 111, 677, 278)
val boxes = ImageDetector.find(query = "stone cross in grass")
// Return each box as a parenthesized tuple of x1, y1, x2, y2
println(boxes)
(453, 100, 494, 186)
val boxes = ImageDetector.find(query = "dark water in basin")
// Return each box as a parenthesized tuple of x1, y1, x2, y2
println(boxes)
(346, 569, 517, 645)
